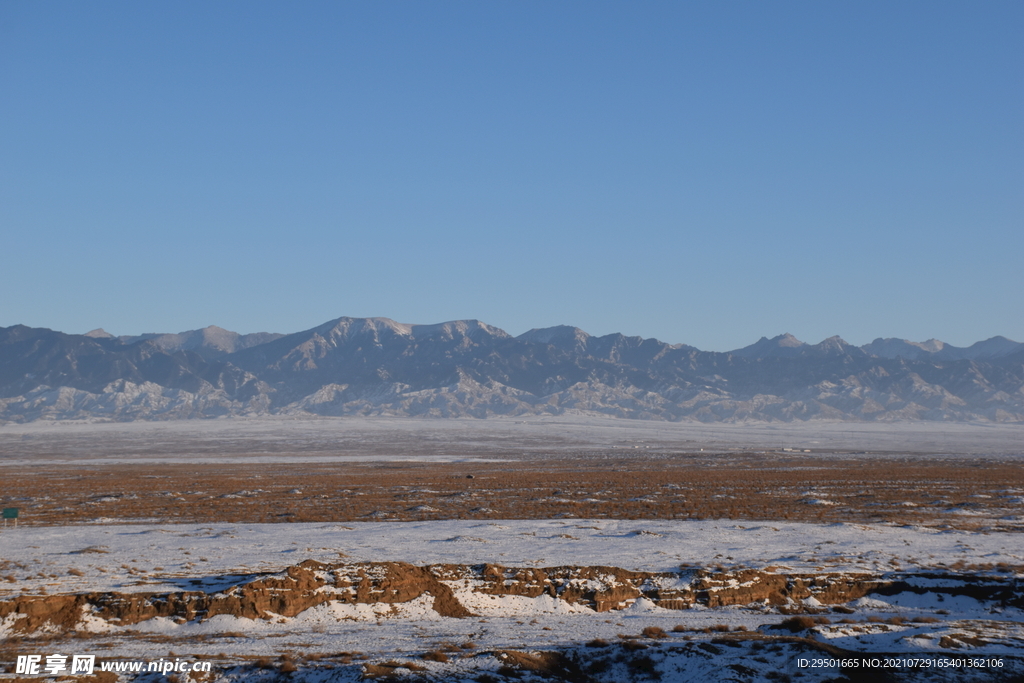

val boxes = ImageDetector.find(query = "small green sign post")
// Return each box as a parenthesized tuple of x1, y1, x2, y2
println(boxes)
(2, 508, 18, 528)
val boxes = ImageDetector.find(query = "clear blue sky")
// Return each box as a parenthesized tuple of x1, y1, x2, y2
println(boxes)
(2, 1, 1021, 350)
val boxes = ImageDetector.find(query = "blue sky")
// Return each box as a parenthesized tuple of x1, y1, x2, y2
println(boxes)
(1, 2, 1021, 350)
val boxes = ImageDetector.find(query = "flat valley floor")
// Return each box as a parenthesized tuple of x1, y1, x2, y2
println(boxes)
(1, 417, 1023, 682)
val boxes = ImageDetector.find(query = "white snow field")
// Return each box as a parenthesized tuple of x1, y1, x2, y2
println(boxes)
(2, 519, 1022, 595)
(1, 519, 1023, 682)
(2, 415, 1023, 466)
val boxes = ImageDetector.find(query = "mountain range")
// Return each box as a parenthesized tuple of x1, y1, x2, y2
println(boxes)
(1, 317, 1022, 423)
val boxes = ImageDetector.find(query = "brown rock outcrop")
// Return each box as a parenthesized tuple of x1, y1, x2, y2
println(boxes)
(1, 562, 1019, 634)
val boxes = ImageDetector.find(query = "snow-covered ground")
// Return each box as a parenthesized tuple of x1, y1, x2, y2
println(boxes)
(2, 415, 1023, 466)
(2, 519, 1022, 595)
(2, 521, 1022, 681)
(0, 520, 1020, 683)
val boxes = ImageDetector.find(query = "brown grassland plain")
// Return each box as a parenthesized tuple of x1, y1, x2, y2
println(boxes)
(2, 417, 1022, 529)
(2, 453, 1021, 530)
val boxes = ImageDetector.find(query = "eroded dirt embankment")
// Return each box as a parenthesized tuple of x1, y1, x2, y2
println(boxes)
(2, 561, 1020, 634)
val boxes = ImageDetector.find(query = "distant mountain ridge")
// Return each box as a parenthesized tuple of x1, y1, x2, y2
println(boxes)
(729, 333, 1023, 361)
(1, 318, 1021, 423)
(99, 326, 285, 360)
(860, 335, 1023, 361)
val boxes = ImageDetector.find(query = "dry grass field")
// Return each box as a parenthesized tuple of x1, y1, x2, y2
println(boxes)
(2, 417, 1022, 530)
(2, 454, 1022, 530)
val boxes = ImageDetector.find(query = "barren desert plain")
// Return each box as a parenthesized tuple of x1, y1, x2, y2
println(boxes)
(1, 416, 1023, 682)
